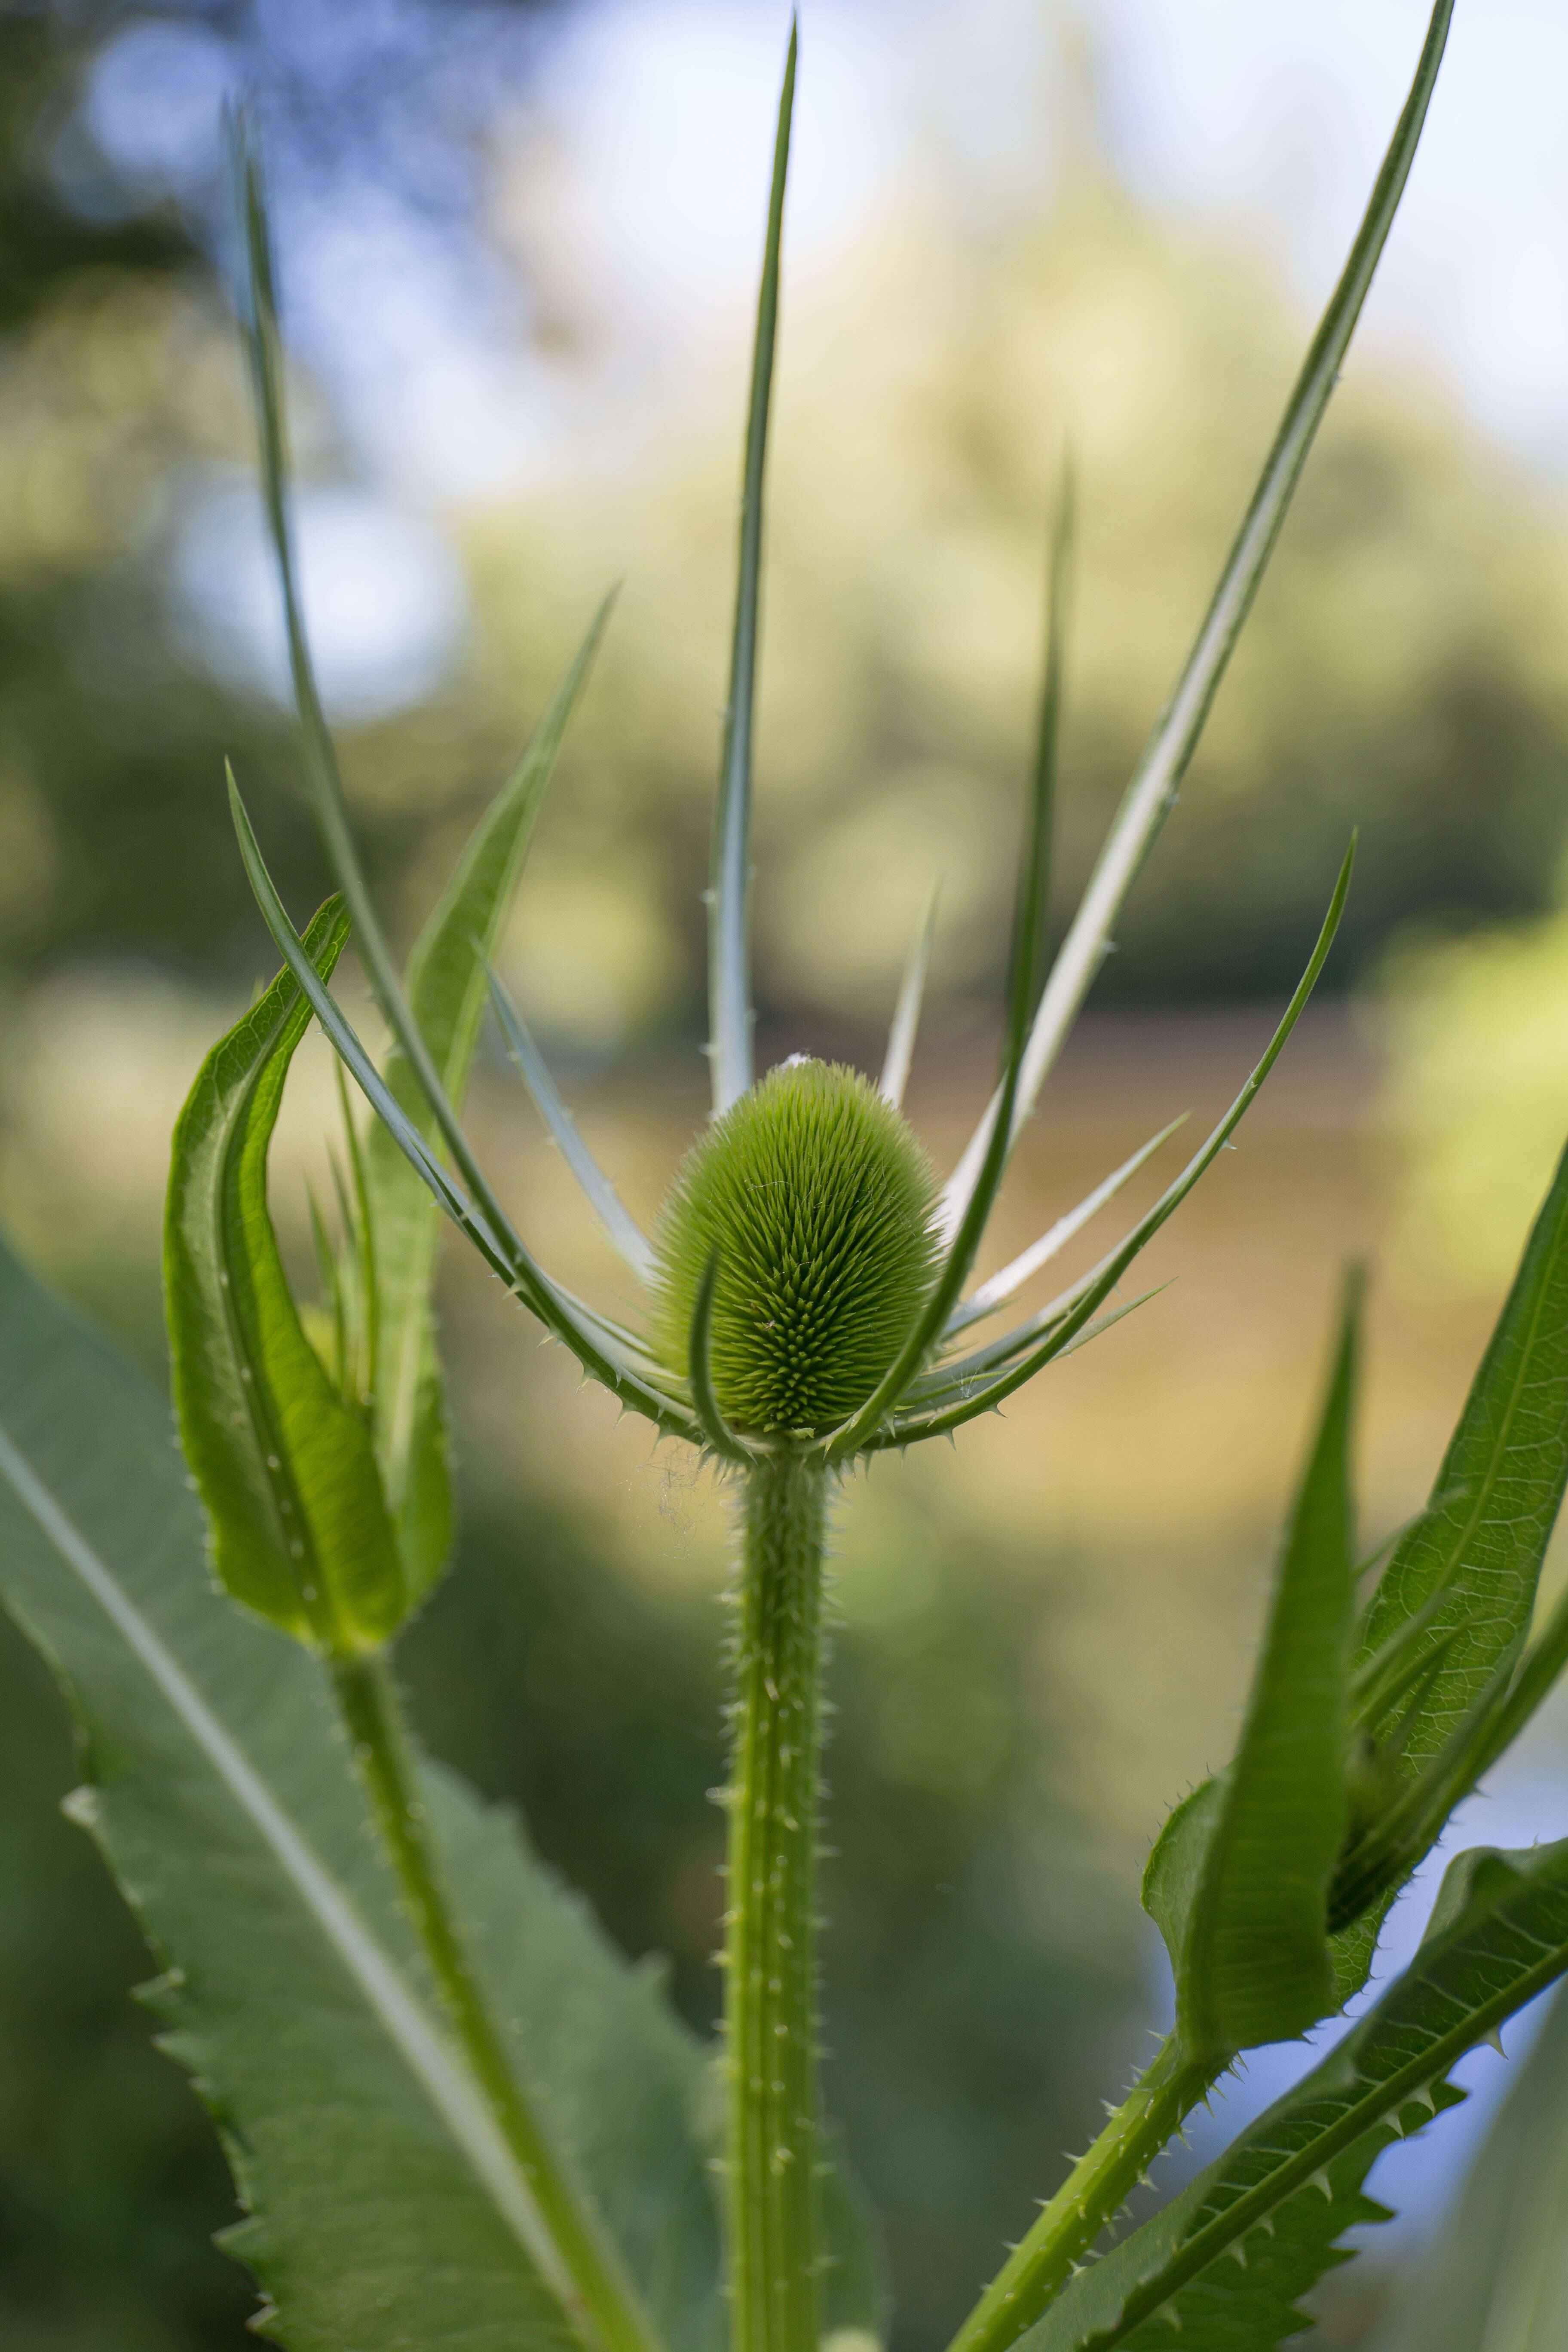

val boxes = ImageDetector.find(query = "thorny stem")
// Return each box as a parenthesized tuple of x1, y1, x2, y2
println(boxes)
(944, 2036, 1222, 2352)
(331, 1654, 662, 2352)
(723, 1451, 829, 2352)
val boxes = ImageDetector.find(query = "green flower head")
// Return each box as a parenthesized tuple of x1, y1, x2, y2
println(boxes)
(652, 1059, 939, 1437)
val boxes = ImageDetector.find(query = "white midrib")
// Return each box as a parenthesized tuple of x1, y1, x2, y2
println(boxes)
(0, 1418, 579, 2321)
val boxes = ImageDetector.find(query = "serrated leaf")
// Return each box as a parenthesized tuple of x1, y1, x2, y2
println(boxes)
(1353, 1134, 1568, 1776)
(0, 1224, 728, 2352)
(1378, 1975, 1568, 2352)
(1324, 1889, 1396, 2015)
(1024, 1837, 1568, 2352)
(363, 604, 615, 1597)
(165, 899, 407, 1654)
(1144, 1278, 1360, 2057)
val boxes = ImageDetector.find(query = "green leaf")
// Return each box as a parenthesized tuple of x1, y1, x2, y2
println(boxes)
(361, 601, 616, 1597)
(686, 1249, 744, 1462)
(1378, 1976, 1568, 2352)
(1353, 1133, 1568, 1775)
(1325, 1137, 1568, 1957)
(0, 1223, 726, 2352)
(1324, 1890, 1397, 2017)
(1024, 1836, 1568, 2352)
(1144, 1276, 1360, 2057)
(165, 898, 408, 1654)
(708, 18, 796, 1115)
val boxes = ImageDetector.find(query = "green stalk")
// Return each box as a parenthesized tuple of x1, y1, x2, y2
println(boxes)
(330, 1654, 662, 2352)
(724, 1450, 829, 2352)
(944, 2036, 1221, 2352)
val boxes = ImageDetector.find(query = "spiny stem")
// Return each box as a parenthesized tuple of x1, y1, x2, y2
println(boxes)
(943, 2036, 1221, 2352)
(330, 1654, 662, 2352)
(724, 1450, 829, 2352)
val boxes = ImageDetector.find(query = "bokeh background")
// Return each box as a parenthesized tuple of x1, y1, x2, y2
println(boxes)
(2, 0, 1568, 2346)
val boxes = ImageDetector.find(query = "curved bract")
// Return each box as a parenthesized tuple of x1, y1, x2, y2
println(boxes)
(652, 1060, 938, 1437)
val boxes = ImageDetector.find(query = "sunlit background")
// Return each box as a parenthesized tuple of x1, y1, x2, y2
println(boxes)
(2, 1, 1568, 2346)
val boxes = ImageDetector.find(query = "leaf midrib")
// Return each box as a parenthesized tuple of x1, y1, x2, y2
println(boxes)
(0, 1412, 577, 2316)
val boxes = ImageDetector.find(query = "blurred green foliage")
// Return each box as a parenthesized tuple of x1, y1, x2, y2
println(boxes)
(0, 5, 324, 982)
(1380, 894, 1568, 1299)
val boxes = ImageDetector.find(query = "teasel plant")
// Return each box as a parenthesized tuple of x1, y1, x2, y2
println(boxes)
(12, 2, 1568, 2349)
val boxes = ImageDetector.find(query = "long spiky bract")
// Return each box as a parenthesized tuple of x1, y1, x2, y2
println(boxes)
(945, 1114, 1186, 1338)
(227, 777, 704, 1446)
(485, 965, 655, 1281)
(940, 0, 1455, 1234)
(820, 478, 1071, 1463)
(230, 111, 413, 1066)
(879, 881, 941, 1110)
(227, 114, 680, 1427)
(707, 20, 796, 1117)
(687, 1252, 747, 1464)
(877, 841, 1356, 1449)
(230, 119, 483, 1179)
(228, 765, 684, 1418)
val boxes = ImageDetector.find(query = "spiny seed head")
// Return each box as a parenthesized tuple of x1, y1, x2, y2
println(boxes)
(652, 1059, 940, 1437)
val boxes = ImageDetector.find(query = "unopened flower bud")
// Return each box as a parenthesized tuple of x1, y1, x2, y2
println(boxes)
(652, 1060, 939, 1436)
